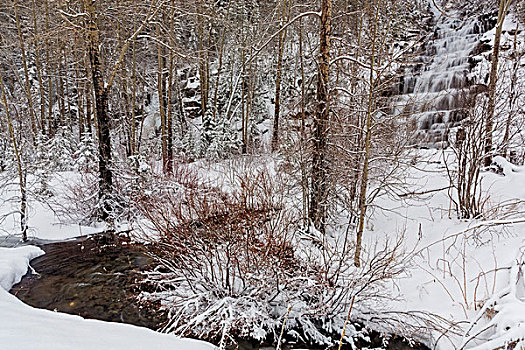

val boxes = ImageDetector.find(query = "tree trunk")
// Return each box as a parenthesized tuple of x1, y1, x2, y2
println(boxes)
(166, 2, 176, 173)
(82, 0, 163, 219)
(15, 5, 38, 140)
(32, 0, 47, 135)
(0, 66, 28, 241)
(63, 48, 73, 132)
(484, 0, 511, 167)
(84, 0, 114, 220)
(501, 21, 519, 157)
(157, 22, 168, 172)
(85, 82, 93, 136)
(271, 0, 289, 152)
(174, 62, 187, 137)
(212, 3, 230, 122)
(197, 1, 209, 121)
(75, 60, 85, 140)
(44, 0, 54, 138)
(299, 17, 308, 227)
(166, 55, 174, 173)
(241, 48, 247, 153)
(130, 41, 137, 155)
(309, 0, 332, 233)
(354, 0, 380, 268)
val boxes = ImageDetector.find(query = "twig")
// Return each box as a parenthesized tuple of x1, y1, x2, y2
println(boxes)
(398, 186, 452, 198)
(338, 295, 356, 350)
(276, 304, 292, 350)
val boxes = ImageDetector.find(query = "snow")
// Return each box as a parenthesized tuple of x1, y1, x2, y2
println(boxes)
(2, 154, 525, 349)
(362, 150, 525, 349)
(133, 150, 525, 349)
(1, 8, 524, 345)
(186, 78, 200, 90)
(2, 153, 525, 348)
(0, 246, 44, 290)
(2, 0, 524, 348)
(0, 245, 216, 350)
(0, 172, 104, 241)
(374, 4, 525, 345)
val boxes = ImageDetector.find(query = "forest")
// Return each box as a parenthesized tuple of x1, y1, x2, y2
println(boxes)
(1, 0, 525, 349)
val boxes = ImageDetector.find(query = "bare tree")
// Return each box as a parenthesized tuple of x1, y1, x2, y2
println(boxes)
(0, 66, 27, 241)
(79, 0, 164, 220)
(271, 0, 290, 152)
(484, 0, 514, 167)
(309, 0, 332, 233)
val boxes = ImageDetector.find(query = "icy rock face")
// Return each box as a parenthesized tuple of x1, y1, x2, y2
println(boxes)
(392, 10, 495, 148)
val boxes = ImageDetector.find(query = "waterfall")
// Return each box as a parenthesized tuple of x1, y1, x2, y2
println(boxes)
(393, 6, 495, 148)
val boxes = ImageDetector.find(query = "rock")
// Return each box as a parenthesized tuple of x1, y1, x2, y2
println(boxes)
(470, 42, 492, 57)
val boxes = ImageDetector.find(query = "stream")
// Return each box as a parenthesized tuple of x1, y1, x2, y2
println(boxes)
(9, 234, 166, 329)
(7, 233, 430, 350)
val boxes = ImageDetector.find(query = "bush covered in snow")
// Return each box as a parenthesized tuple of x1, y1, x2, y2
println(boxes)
(135, 161, 438, 348)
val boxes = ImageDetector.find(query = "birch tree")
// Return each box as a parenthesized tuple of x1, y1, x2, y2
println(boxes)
(484, 0, 514, 167)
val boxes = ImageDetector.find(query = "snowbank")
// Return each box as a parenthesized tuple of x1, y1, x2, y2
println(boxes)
(0, 246, 44, 290)
(0, 246, 216, 350)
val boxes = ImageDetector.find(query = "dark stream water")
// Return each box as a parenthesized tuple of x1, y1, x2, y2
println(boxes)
(9, 234, 166, 329)
(8, 234, 429, 350)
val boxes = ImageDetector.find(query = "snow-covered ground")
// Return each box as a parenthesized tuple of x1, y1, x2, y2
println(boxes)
(2, 150, 525, 349)
(365, 150, 525, 349)
(0, 246, 216, 350)
(0, 172, 104, 242)
(0, 171, 216, 349)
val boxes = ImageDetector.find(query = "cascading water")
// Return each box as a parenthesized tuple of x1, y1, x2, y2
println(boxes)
(393, 4, 496, 148)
